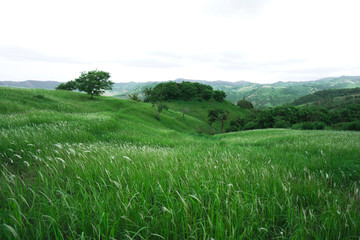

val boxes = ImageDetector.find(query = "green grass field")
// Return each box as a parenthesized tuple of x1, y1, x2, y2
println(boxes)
(1, 87, 360, 239)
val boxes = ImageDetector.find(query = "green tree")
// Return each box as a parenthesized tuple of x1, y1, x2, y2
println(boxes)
(56, 80, 76, 91)
(143, 87, 153, 102)
(153, 102, 168, 120)
(202, 89, 214, 101)
(208, 109, 230, 133)
(179, 82, 197, 100)
(236, 98, 253, 109)
(227, 116, 245, 132)
(213, 90, 226, 102)
(74, 70, 114, 99)
(128, 93, 141, 102)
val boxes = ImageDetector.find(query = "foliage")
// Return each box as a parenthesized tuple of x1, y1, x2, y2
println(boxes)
(208, 109, 230, 133)
(75, 70, 114, 99)
(143, 87, 153, 102)
(153, 102, 169, 120)
(128, 93, 142, 102)
(238, 103, 360, 132)
(236, 98, 254, 109)
(226, 116, 245, 132)
(56, 80, 76, 91)
(213, 90, 226, 102)
(57, 70, 114, 98)
(291, 121, 326, 130)
(293, 87, 360, 106)
(143, 81, 226, 102)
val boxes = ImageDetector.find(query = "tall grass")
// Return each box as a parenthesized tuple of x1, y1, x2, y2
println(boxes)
(1, 87, 360, 239)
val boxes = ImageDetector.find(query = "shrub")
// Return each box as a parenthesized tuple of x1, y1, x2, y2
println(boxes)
(236, 99, 254, 109)
(273, 117, 291, 128)
(291, 121, 326, 130)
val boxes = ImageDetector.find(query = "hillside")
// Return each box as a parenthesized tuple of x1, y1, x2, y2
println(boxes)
(1, 87, 360, 239)
(165, 100, 250, 133)
(0, 87, 207, 135)
(293, 87, 360, 109)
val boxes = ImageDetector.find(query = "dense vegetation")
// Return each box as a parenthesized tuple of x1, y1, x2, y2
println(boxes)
(293, 87, 360, 107)
(226, 87, 360, 132)
(1, 87, 360, 239)
(144, 81, 226, 102)
(229, 104, 360, 132)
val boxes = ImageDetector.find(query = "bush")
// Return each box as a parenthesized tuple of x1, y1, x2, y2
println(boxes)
(291, 121, 326, 130)
(273, 118, 291, 128)
(334, 121, 360, 131)
(226, 116, 245, 132)
(33, 94, 45, 100)
(128, 94, 142, 102)
(213, 90, 226, 102)
(243, 121, 260, 130)
(237, 99, 253, 109)
(56, 80, 76, 91)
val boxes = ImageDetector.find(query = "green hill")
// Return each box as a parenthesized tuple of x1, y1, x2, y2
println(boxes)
(0, 87, 208, 135)
(166, 100, 250, 133)
(293, 87, 360, 109)
(1, 87, 360, 239)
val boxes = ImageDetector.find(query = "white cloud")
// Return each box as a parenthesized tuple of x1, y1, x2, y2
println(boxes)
(0, 0, 360, 83)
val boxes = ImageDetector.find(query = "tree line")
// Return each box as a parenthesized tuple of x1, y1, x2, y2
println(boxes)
(226, 103, 360, 132)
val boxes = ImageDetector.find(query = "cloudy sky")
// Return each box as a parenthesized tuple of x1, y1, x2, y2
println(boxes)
(1, 0, 359, 83)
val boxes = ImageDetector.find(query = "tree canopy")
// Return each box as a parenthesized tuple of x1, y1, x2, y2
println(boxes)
(75, 70, 114, 99)
(144, 81, 226, 102)
(208, 109, 230, 133)
(55, 80, 76, 91)
(57, 70, 114, 99)
(237, 99, 254, 109)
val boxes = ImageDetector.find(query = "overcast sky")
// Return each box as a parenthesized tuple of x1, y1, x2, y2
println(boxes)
(1, 0, 360, 83)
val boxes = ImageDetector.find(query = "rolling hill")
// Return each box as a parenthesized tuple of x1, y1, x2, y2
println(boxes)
(1, 87, 360, 239)
(293, 87, 360, 109)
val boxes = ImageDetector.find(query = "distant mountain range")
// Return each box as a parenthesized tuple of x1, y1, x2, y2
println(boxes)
(0, 80, 62, 89)
(2, 76, 360, 108)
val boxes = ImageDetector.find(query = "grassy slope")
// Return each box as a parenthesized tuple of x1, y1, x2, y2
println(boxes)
(293, 87, 360, 109)
(166, 100, 250, 133)
(1, 87, 360, 239)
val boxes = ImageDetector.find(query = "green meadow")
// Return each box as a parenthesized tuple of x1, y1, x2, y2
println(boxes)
(1, 87, 360, 239)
